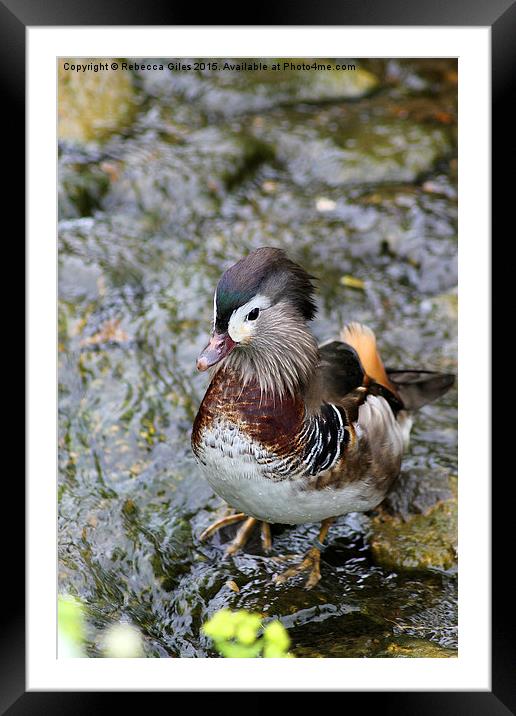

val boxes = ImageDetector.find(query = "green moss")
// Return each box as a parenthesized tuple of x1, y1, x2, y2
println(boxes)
(58, 59, 137, 142)
(370, 490, 457, 571)
(377, 636, 457, 658)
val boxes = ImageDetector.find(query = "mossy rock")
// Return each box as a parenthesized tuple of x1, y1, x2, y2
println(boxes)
(271, 118, 452, 187)
(139, 59, 378, 117)
(58, 59, 137, 142)
(370, 493, 457, 571)
(377, 635, 457, 658)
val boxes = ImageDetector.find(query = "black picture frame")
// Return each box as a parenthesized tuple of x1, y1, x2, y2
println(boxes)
(8, 0, 507, 711)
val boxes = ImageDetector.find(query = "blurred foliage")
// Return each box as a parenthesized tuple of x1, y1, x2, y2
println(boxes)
(202, 609, 293, 658)
(58, 594, 143, 658)
(58, 595, 86, 657)
(102, 622, 144, 657)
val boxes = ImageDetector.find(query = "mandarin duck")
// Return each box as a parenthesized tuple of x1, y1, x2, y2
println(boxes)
(191, 247, 454, 588)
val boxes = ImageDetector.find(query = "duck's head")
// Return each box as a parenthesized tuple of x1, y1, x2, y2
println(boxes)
(197, 247, 319, 396)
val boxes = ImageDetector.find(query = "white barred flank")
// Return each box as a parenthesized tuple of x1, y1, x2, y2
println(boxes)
(194, 394, 408, 524)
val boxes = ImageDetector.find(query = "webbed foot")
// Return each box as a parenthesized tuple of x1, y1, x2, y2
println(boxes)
(273, 546, 322, 590)
(272, 517, 334, 590)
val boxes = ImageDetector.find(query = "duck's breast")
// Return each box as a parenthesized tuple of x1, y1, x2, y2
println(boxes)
(192, 372, 409, 524)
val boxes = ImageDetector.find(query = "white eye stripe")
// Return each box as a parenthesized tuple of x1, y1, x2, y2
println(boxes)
(231, 295, 271, 321)
(227, 294, 271, 342)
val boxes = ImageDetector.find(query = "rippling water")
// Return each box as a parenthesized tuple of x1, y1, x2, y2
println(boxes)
(58, 58, 457, 657)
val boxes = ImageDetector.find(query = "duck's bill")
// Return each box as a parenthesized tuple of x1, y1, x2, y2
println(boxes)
(196, 332, 236, 371)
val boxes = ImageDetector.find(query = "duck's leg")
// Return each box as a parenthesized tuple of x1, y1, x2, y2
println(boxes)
(199, 512, 247, 542)
(273, 517, 334, 590)
(261, 522, 272, 553)
(200, 511, 273, 555)
(226, 519, 273, 555)
(225, 517, 258, 555)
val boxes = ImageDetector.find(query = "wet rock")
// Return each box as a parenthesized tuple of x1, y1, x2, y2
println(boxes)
(256, 116, 452, 188)
(138, 59, 378, 117)
(59, 254, 104, 303)
(101, 126, 272, 226)
(382, 466, 454, 520)
(421, 288, 458, 322)
(289, 612, 388, 658)
(391, 590, 458, 649)
(293, 632, 457, 658)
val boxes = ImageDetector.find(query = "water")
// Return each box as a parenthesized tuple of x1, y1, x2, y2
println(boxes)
(58, 58, 457, 657)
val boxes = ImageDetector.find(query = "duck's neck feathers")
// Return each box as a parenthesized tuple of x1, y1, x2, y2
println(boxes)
(212, 319, 320, 404)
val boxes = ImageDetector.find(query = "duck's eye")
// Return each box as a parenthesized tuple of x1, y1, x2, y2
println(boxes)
(246, 308, 260, 321)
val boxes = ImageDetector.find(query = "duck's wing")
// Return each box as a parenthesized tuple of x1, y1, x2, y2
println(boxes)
(318, 322, 454, 412)
(318, 340, 403, 415)
(317, 340, 364, 402)
(319, 322, 399, 403)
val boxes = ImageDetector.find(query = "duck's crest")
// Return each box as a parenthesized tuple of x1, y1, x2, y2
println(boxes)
(215, 247, 317, 333)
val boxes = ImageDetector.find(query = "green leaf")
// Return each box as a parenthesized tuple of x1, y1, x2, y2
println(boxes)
(202, 609, 237, 640)
(58, 595, 86, 645)
(202, 609, 294, 658)
(263, 620, 291, 652)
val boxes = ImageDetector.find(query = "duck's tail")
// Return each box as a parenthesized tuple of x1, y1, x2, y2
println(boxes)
(341, 322, 455, 410)
(385, 369, 455, 410)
